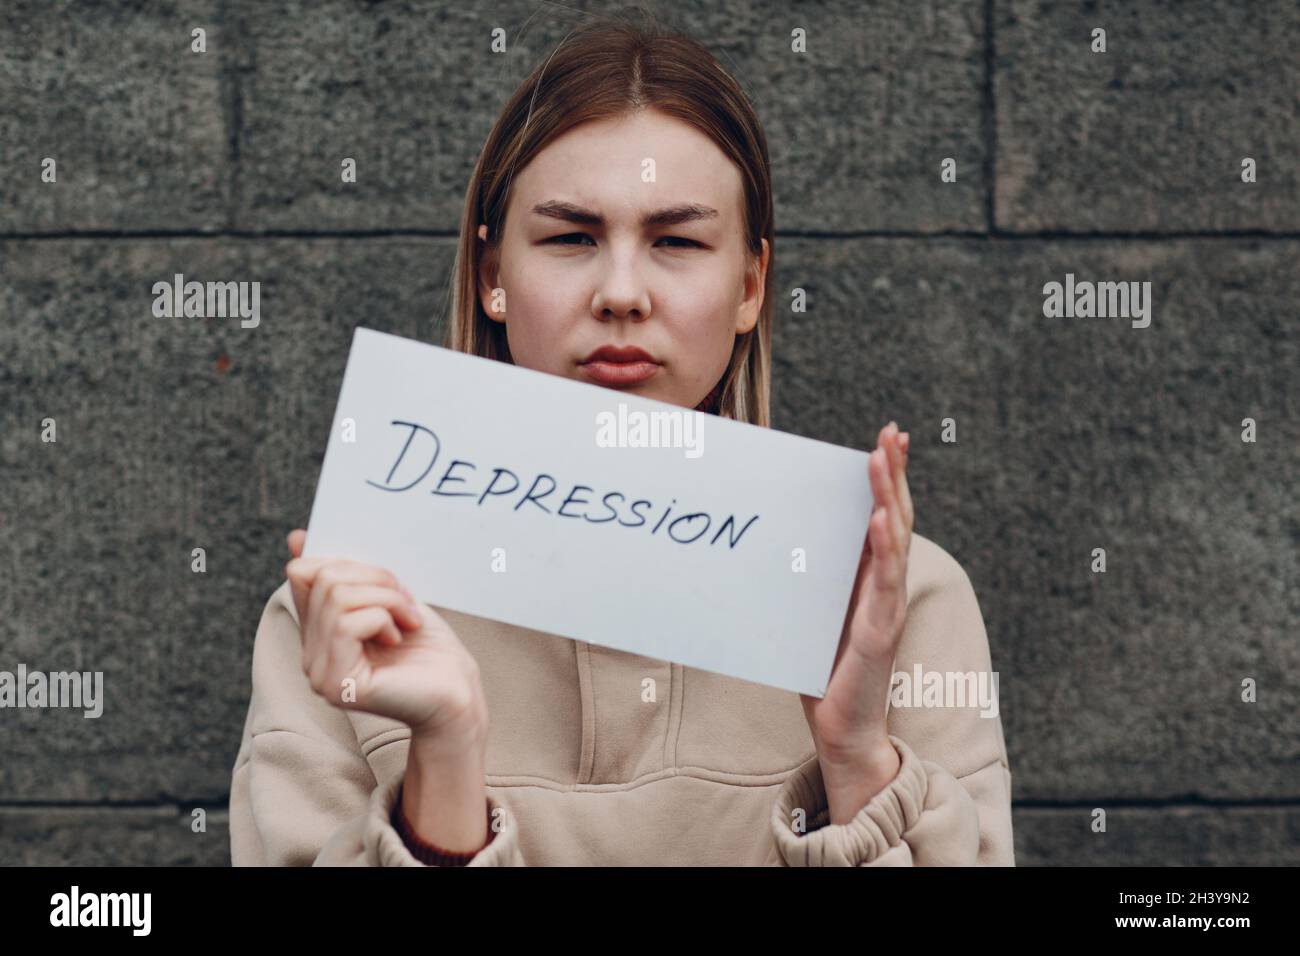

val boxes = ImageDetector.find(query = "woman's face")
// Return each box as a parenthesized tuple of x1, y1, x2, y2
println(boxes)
(477, 107, 769, 410)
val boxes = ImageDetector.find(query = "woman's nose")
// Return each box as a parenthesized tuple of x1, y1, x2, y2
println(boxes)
(592, 269, 652, 322)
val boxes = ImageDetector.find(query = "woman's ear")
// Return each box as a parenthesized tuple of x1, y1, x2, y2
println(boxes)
(734, 237, 769, 335)
(477, 224, 506, 324)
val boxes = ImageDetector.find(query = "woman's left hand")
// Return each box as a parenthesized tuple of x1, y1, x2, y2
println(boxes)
(799, 421, 912, 823)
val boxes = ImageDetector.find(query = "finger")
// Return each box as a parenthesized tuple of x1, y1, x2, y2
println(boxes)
(331, 607, 403, 682)
(866, 506, 905, 604)
(881, 427, 905, 532)
(858, 508, 904, 635)
(870, 446, 899, 538)
(895, 468, 914, 537)
(287, 555, 401, 591)
(312, 587, 410, 657)
(875, 423, 905, 520)
(886, 467, 909, 568)
(315, 606, 398, 699)
(878, 429, 909, 538)
(894, 435, 914, 532)
(327, 583, 422, 633)
(285, 555, 371, 591)
(873, 447, 904, 574)
(284, 555, 345, 627)
(299, 562, 403, 665)
(377, 618, 404, 646)
(303, 562, 403, 648)
(870, 449, 907, 587)
(846, 482, 881, 627)
(881, 460, 911, 612)
(284, 533, 308, 621)
(883, 423, 904, 494)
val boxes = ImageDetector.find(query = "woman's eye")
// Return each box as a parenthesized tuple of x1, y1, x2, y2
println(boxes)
(545, 233, 595, 246)
(543, 234, 700, 248)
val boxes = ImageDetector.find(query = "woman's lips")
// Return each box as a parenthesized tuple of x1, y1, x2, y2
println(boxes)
(580, 360, 661, 386)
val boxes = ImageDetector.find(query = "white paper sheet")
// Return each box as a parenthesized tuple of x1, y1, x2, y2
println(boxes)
(302, 327, 874, 697)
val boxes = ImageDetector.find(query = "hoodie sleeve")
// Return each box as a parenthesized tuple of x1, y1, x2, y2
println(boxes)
(769, 538, 1015, 866)
(229, 581, 525, 866)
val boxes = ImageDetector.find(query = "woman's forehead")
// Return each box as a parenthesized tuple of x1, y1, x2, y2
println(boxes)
(513, 141, 743, 227)
(528, 108, 735, 175)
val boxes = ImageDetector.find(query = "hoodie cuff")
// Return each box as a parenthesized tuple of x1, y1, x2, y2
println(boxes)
(771, 734, 927, 866)
(365, 773, 522, 867)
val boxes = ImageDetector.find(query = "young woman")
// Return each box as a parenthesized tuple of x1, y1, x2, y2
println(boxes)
(230, 14, 1013, 866)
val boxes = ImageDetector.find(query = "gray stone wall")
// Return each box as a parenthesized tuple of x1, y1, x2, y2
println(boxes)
(1, 0, 1296, 865)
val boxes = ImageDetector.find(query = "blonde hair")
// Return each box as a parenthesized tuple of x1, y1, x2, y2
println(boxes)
(443, 10, 775, 427)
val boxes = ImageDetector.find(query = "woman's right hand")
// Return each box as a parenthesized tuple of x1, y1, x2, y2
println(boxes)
(283, 529, 488, 749)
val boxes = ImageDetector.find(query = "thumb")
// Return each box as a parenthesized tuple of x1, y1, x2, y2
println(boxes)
(287, 529, 306, 558)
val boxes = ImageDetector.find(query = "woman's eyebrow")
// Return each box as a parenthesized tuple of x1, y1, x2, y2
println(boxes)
(531, 200, 720, 228)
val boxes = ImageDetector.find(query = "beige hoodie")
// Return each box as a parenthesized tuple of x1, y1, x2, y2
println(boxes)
(229, 531, 1014, 866)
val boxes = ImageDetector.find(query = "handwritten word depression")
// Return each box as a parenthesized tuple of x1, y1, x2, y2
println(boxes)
(365, 420, 760, 549)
